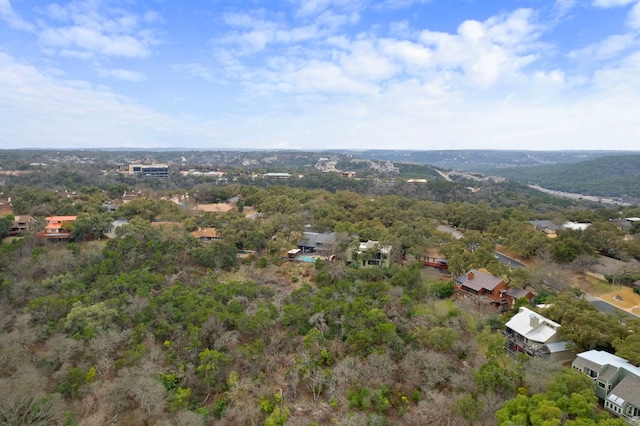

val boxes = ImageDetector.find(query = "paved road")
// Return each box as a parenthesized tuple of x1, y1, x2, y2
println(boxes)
(436, 224, 463, 239)
(583, 294, 636, 319)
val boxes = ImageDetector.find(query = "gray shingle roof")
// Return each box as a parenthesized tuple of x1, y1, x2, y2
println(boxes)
(611, 374, 640, 408)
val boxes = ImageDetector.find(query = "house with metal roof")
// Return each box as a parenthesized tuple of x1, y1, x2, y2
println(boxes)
(504, 307, 573, 362)
(572, 350, 640, 423)
(528, 220, 562, 235)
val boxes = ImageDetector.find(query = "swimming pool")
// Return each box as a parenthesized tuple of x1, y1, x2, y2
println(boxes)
(298, 255, 318, 263)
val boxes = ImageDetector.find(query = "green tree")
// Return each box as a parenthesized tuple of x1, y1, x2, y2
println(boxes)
(541, 294, 629, 353)
(440, 231, 504, 276)
(197, 349, 230, 390)
(71, 212, 112, 241)
(0, 215, 12, 240)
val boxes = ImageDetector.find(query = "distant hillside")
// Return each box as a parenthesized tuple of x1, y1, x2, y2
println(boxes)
(486, 155, 640, 201)
(335, 150, 629, 171)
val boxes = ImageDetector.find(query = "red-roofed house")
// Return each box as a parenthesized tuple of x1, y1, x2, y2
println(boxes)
(454, 269, 511, 309)
(38, 216, 77, 240)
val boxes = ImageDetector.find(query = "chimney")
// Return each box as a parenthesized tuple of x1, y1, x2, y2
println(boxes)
(467, 271, 474, 280)
(529, 314, 539, 327)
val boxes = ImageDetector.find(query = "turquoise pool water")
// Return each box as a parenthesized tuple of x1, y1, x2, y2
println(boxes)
(298, 255, 318, 263)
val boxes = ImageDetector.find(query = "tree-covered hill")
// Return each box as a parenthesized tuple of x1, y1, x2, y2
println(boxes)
(333, 150, 628, 171)
(485, 154, 640, 200)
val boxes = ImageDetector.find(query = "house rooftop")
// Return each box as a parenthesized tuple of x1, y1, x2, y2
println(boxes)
(546, 341, 568, 353)
(505, 287, 532, 300)
(45, 216, 78, 222)
(505, 307, 561, 344)
(528, 220, 561, 231)
(297, 232, 337, 248)
(358, 240, 391, 254)
(455, 269, 503, 292)
(610, 374, 640, 408)
(575, 350, 640, 378)
(191, 228, 220, 238)
(563, 221, 591, 231)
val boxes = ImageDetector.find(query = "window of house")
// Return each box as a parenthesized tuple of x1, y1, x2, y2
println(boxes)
(598, 381, 606, 389)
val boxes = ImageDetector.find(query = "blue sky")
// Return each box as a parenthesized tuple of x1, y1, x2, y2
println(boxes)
(1, 0, 639, 150)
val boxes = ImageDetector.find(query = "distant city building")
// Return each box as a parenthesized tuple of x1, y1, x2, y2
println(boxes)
(128, 164, 169, 178)
(263, 173, 292, 179)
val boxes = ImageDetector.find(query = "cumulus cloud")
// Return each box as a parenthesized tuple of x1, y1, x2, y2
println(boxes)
(37, 1, 159, 59)
(3, 1, 640, 151)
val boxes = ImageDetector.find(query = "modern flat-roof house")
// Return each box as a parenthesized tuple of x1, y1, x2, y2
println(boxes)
(128, 164, 169, 178)
(572, 350, 640, 423)
(504, 307, 573, 362)
(346, 240, 393, 268)
(38, 216, 77, 240)
(296, 232, 337, 254)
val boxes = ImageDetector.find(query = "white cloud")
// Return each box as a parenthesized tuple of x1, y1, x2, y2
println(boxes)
(554, 0, 578, 17)
(172, 63, 216, 81)
(629, 1, 640, 28)
(0, 0, 34, 31)
(37, 1, 158, 59)
(374, 0, 429, 10)
(40, 26, 152, 58)
(415, 9, 541, 87)
(3, 1, 640, 151)
(593, 0, 636, 7)
(569, 33, 637, 60)
(98, 68, 146, 82)
(207, 7, 543, 96)
(293, 0, 364, 18)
